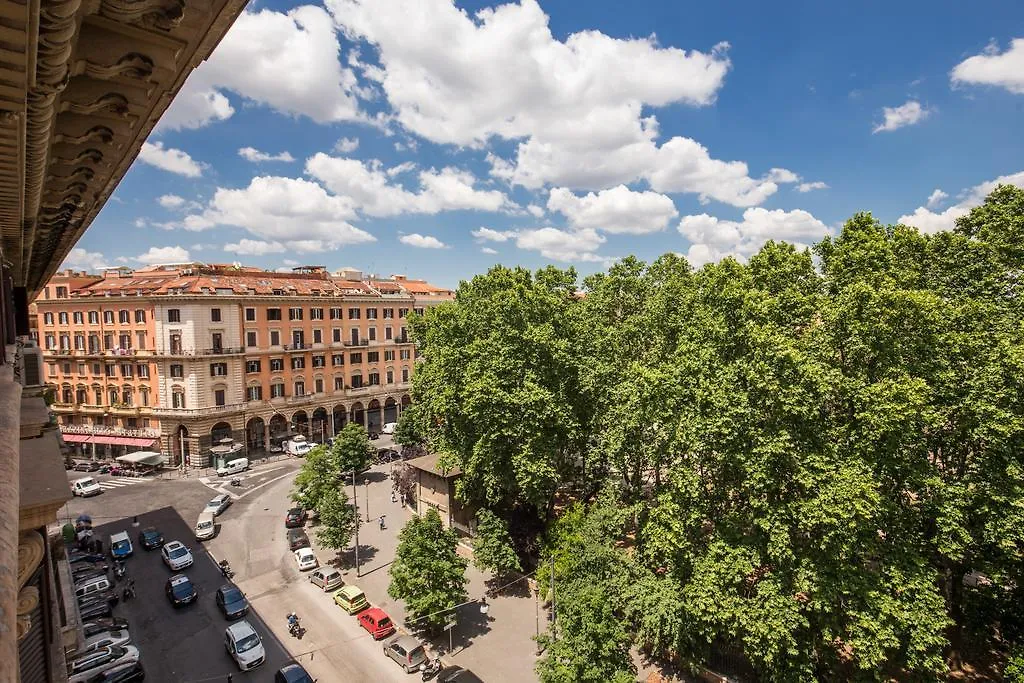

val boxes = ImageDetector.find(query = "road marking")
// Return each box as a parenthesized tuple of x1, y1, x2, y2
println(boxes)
(236, 471, 295, 499)
(96, 478, 147, 489)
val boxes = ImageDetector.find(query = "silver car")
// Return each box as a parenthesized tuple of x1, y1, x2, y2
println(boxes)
(383, 635, 427, 673)
(205, 494, 232, 517)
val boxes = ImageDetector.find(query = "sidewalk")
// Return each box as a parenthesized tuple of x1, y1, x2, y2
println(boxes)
(313, 462, 542, 683)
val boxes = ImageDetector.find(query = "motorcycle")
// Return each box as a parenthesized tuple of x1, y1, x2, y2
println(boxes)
(113, 560, 126, 581)
(420, 657, 442, 681)
(230, 478, 242, 487)
(218, 559, 233, 579)
(287, 612, 303, 638)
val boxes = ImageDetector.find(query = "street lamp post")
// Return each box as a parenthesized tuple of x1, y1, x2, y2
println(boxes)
(365, 479, 370, 523)
(352, 469, 360, 577)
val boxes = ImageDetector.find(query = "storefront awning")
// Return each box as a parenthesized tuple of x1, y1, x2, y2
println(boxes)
(115, 451, 165, 466)
(88, 436, 157, 448)
(61, 434, 92, 444)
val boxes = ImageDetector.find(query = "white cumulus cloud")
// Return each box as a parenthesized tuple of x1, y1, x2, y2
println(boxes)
(238, 147, 296, 163)
(223, 239, 287, 255)
(526, 204, 545, 218)
(873, 100, 931, 134)
(158, 194, 186, 209)
(399, 233, 447, 249)
(61, 247, 108, 271)
(306, 153, 514, 216)
(925, 189, 948, 209)
(515, 226, 607, 263)
(138, 142, 203, 177)
(179, 176, 376, 250)
(481, 247, 498, 255)
(951, 38, 1024, 95)
(334, 137, 360, 153)
(159, 6, 362, 131)
(136, 246, 192, 265)
(547, 185, 677, 234)
(471, 227, 516, 242)
(898, 171, 1024, 234)
(678, 207, 830, 267)
(329, 0, 788, 207)
(796, 181, 828, 193)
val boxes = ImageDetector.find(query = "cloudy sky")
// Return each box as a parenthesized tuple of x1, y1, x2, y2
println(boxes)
(64, 0, 1024, 286)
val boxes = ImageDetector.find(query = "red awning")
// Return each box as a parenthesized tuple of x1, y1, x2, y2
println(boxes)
(86, 436, 157, 447)
(61, 434, 92, 444)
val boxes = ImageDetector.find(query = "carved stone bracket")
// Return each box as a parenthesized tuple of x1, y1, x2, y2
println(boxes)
(75, 53, 155, 81)
(61, 92, 130, 117)
(53, 125, 115, 146)
(99, 0, 186, 32)
(16, 531, 44, 641)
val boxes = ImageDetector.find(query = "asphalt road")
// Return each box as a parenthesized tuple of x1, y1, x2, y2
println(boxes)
(63, 458, 414, 683)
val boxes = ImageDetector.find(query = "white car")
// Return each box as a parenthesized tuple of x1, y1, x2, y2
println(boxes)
(205, 493, 232, 517)
(382, 422, 397, 435)
(294, 547, 318, 571)
(225, 620, 265, 671)
(80, 629, 131, 653)
(67, 645, 140, 683)
(161, 541, 194, 571)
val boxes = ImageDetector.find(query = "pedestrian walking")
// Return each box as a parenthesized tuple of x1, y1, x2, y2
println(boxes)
(391, 490, 397, 503)
(379, 515, 386, 530)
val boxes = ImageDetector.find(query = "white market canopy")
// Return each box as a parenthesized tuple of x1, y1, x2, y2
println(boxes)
(115, 451, 166, 466)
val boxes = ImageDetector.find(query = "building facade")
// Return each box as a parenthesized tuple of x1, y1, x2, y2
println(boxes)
(35, 264, 452, 468)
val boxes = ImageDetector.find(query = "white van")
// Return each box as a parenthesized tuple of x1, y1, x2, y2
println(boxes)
(382, 422, 397, 435)
(195, 511, 216, 540)
(217, 458, 249, 477)
(285, 437, 312, 457)
(71, 477, 103, 497)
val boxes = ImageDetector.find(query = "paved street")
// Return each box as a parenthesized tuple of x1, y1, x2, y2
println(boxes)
(62, 459, 414, 683)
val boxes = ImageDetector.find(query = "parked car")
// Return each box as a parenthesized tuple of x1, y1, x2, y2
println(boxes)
(225, 620, 265, 671)
(358, 607, 396, 640)
(332, 585, 369, 614)
(195, 512, 216, 541)
(77, 595, 114, 620)
(166, 574, 198, 607)
(71, 566, 108, 585)
(82, 618, 129, 639)
(68, 551, 106, 564)
(286, 528, 309, 551)
(382, 421, 397, 434)
(204, 494, 232, 517)
(269, 443, 284, 454)
(137, 527, 163, 550)
(437, 666, 485, 683)
(161, 541, 194, 570)
(215, 584, 249, 620)
(71, 477, 103, 497)
(83, 661, 146, 682)
(368, 431, 381, 440)
(66, 645, 140, 683)
(284, 507, 307, 528)
(383, 635, 427, 673)
(309, 567, 344, 591)
(74, 461, 100, 472)
(275, 662, 315, 683)
(109, 531, 133, 559)
(294, 547, 318, 571)
(75, 575, 113, 602)
(80, 628, 131, 653)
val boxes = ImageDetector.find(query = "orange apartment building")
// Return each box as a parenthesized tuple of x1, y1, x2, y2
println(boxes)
(34, 263, 453, 468)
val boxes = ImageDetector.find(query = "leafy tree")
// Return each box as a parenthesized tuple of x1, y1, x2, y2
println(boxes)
(291, 444, 339, 511)
(393, 403, 426, 449)
(330, 422, 374, 475)
(314, 487, 357, 552)
(388, 508, 468, 631)
(408, 265, 592, 517)
(470, 508, 521, 579)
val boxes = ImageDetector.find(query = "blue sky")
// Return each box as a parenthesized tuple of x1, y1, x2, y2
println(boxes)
(63, 0, 1024, 288)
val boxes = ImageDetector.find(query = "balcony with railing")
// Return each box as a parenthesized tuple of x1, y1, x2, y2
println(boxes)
(152, 346, 245, 357)
(60, 424, 161, 439)
(342, 339, 371, 347)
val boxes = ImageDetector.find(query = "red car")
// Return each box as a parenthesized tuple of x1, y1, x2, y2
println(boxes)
(358, 607, 396, 640)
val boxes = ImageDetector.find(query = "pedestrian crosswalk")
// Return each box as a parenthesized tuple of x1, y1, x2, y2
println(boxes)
(96, 477, 148, 490)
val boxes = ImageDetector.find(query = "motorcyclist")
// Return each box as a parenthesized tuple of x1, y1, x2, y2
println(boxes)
(287, 612, 300, 635)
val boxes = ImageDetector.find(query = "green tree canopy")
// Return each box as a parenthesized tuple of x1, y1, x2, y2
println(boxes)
(330, 422, 374, 474)
(388, 508, 468, 631)
(314, 487, 357, 552)
(470, 508, 521, 579)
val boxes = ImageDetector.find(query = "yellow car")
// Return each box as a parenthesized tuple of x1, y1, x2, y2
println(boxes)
(332, 585, 368, 614)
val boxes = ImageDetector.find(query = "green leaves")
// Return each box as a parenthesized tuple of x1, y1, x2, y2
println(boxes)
(315, 488, 357, 551)
(330, 423, 374, 474)
(388, 508, 468, 631)
(470, 508, 522, 578)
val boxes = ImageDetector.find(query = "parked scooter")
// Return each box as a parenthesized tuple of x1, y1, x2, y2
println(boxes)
(218, 559, 233, 579)
(113, 560, 126, 581)
(287, 612, 303, 638)
(230, 478, 242, 487)
(420, 657, 442, 681)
